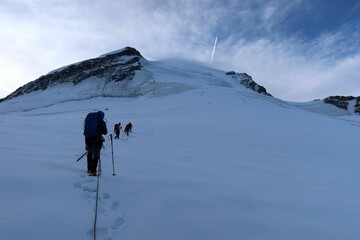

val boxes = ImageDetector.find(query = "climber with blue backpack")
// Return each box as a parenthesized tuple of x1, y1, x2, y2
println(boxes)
(83, 111, 108, 176)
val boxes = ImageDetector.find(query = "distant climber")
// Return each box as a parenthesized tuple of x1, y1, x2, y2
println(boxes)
(114, 122, 122, 139)
(83, 111, 108, 176)
(124, 122, 133, 136)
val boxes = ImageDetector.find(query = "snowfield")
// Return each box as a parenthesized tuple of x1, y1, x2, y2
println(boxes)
(1, 59, 360, 240)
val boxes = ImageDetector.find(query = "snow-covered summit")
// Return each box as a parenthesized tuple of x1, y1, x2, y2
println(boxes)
(0, 47, 272, 113)
(0, 47, 144, 103)
(0, 46, 359, 117)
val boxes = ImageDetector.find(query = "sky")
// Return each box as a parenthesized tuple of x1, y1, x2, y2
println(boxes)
(1, 0, 360, 101)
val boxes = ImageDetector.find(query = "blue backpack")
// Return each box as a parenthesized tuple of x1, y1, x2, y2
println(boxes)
(83, 111, 104, 137)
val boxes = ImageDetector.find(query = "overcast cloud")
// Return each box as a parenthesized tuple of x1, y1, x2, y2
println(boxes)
(1, 0, 360, 101)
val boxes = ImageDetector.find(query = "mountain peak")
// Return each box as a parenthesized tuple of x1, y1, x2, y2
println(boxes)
(99, 46, 142, 58)
(2, 46, 360, 117)
(0, 46, 144, 102)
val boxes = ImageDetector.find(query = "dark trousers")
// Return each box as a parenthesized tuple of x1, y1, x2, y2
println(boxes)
(85, 136, 102, 173)
(114, 130, 120, 139)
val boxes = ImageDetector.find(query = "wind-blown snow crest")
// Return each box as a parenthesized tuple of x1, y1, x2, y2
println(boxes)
(0, 57, 258, 113)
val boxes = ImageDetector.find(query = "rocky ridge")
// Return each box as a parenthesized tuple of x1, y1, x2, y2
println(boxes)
(0, 47, 143, 102)
(226, 71, 272, 97)
(323, 96, 360, 114)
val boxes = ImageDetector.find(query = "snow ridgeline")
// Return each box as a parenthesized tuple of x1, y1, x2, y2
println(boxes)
(0, 47, 274, 114)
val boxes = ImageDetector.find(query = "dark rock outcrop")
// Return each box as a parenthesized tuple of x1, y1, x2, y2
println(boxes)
(0, 47, 143, 102)
(323, 96, 360, 114)
(226, 71, 272, 97)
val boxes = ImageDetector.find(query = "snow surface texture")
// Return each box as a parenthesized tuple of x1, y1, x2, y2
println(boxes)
(1, 59, 360, 240)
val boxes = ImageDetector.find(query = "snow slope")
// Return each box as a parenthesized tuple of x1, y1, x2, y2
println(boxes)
(1, 59, 360, 240)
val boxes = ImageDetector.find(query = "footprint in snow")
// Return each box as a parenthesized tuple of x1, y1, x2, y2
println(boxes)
(111, 201, 120, 211)
(86, 226, 111, 239)
(102, 192, 111, 200)
(81, 191, 96, 202)
(75, 173, 125, 238)
(111, 217, 126, 230)
(82, 185, 97, 193)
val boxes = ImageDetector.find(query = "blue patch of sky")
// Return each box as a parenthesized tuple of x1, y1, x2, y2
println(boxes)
(213, 1, 360, 60)
(278, 0, 360, 39)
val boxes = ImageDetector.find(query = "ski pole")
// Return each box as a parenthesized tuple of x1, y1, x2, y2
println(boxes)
(98, 157, 102, 176)
(110, 134, 116, 176)
(76, 152, 87, 162)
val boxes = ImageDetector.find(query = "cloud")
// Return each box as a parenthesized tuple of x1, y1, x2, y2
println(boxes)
(1, 0, 360, 101)
(0, 87, 9, 98)
(212, 32, 360, 101)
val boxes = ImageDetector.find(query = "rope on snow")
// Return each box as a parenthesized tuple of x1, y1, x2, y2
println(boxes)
(93, 158, 102, 240)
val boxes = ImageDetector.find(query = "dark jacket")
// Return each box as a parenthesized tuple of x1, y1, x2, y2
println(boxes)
(98, 118, 108, 136)
(84, 111, 108, 148)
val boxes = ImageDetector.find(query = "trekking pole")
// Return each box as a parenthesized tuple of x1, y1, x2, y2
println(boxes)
(98, 157, 102, 176)
(110, 134, 116, 176)
(76, 152, 87, 162)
